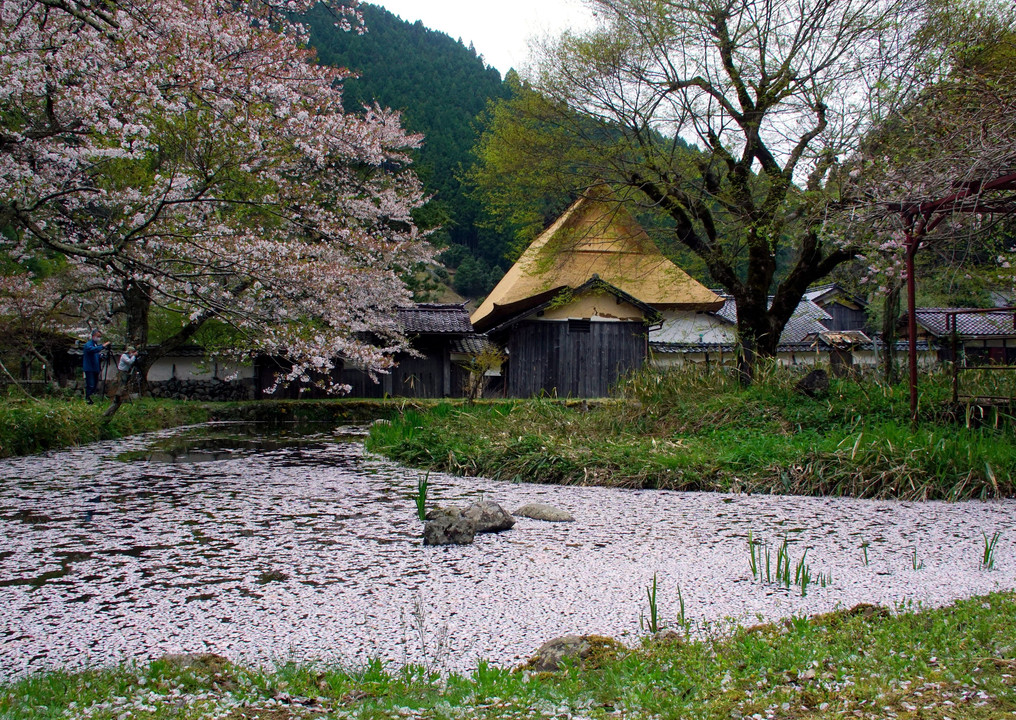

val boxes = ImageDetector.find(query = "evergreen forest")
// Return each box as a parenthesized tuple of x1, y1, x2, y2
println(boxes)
(304, 3, 513, 295)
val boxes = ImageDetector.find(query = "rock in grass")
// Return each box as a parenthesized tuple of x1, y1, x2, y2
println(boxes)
(423, 507, 476, 545)
(794, 368, 830, 398)
(513, 503, 574, 522)
(524, 634, 625, 671)
(463, 500, 515, 533)
(159, 653, 230, 673)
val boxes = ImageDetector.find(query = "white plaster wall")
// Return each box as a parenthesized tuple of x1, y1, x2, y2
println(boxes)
(652, 348, 940, 370)
(652, 349, 826, 368)
(537, 290, 644, 321)
(147, 356, 255, 382)
(651, 310, 735, 344)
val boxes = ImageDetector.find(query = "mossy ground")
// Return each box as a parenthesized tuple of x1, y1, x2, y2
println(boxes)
(3, 593, 1015, 719)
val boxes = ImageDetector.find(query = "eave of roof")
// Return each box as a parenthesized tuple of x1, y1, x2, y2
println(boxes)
(396, 303, 473, 334)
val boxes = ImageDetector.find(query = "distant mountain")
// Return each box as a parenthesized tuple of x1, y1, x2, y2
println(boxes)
(305, 3, 511, 270)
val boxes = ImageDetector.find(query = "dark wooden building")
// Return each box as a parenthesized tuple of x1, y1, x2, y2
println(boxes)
(255, 304, 479, 399)
(340, 303, 475, 398)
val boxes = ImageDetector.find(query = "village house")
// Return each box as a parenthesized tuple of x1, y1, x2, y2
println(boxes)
(336, 303, 478, 398)
(468, 190, 940, 396)
(912, 307, 1016, 364)
(470, 189, 724, 397)
(253, 303, 479, 399)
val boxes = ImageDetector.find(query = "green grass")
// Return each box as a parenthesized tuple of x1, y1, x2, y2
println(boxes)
(0, 396, 451, 459)
(0, 398, 209, 458)
(366, 368, 1016, 500)
(3, 593, 1015, 719)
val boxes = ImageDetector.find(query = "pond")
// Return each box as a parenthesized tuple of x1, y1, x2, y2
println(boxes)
(1, 421, 1014, 678)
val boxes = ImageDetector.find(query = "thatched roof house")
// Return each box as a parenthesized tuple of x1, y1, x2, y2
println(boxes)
(473, 189, 722, 397)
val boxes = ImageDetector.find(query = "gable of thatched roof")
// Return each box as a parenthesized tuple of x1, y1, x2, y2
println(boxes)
(470, 189, 723, 331)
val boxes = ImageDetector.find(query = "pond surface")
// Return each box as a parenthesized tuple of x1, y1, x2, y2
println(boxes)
(2, 422, 1015, 678)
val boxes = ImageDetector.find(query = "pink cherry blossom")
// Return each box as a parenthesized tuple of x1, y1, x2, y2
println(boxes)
(1, 0, 431, 384)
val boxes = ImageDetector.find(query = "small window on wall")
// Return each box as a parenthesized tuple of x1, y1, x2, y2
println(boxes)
(569, 319, 591, 333)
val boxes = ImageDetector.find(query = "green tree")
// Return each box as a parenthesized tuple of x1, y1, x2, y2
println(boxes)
(472, 0, 937, 381)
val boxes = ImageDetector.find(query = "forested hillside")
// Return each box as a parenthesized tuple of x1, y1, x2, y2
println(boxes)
(305, 3, 512, 290)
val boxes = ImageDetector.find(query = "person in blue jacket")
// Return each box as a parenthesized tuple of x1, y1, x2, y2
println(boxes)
(82, 329, 111, 404)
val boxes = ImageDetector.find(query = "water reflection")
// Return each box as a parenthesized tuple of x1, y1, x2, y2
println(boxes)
(0, 421, 1014, 678)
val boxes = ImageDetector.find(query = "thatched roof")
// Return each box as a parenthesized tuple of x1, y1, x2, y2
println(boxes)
(471, 190, 723, 331)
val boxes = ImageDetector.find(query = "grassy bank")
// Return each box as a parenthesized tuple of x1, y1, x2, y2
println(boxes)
(0, 397, 446, 459)
(0, 398, 210, 458)
(3, 592, 1014, 719)
(366, 369, 1016, 500)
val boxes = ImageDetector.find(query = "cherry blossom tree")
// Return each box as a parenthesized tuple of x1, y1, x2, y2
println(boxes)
(1, 0, 430, 389)
(840, 2, 1016, 384)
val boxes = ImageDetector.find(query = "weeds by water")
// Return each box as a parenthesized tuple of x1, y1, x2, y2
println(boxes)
(640, 573, 662, 634)
(748, 533, 829, 597)
(4, 593, 1015, 720)
(0, 398, 209, 458)
(639, 574, 688, 635)
(401, 592, 450, 673)
(982, 531, 1002, 570)
(366, 368, 1016, 501)
(415, 472, 430, 521)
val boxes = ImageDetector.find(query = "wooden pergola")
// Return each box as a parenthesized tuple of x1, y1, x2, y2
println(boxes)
(894, 172, 1016, 422)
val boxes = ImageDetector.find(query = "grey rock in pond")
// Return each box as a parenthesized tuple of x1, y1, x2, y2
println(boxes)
(463, 500, 516, 533)
(794, 368, 830, 398)
(524, 634, 625, 671)
(423, 507, 476, 546)
(513, 503, 574, 522)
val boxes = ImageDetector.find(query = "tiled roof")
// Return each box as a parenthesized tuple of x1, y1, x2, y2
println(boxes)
(396, 304, 473, 334)
(802, 283, 867, 308)
(804, 330, 872, 349)
(711, 295, 832, 342)
(915, 308, 1016, 338)
(451, 335, 499, 355)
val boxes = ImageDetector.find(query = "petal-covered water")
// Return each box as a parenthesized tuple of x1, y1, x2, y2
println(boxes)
(1, 422, 1014, 678)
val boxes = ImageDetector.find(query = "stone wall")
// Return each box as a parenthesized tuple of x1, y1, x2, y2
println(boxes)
(147, 378, 254, 401)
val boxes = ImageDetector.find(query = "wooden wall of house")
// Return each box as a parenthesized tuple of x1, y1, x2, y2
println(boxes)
(822, 303, 868, 332)
(339, 339, 468, 398)
(506, 320, 647, 397)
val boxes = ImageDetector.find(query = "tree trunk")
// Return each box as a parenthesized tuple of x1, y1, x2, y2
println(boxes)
(734, 295, 787, 385)
(881, 283, 901, 384)
(123, 280, 152, 394)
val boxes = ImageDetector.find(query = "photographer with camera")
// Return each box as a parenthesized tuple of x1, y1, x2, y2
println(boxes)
(102, 346, 140, 419)
(82, 329, 111, 404)
(116, 346, 138, 387)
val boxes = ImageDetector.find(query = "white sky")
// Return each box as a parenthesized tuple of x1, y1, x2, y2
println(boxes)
(370, 0, 597, 77)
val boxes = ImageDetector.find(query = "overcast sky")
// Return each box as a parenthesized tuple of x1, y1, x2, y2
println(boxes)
(370, 0, 596, 77)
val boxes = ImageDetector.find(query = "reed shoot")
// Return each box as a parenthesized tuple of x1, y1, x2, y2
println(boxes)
(414, 472, 429, 521)
(982, 531, 1001, 570)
